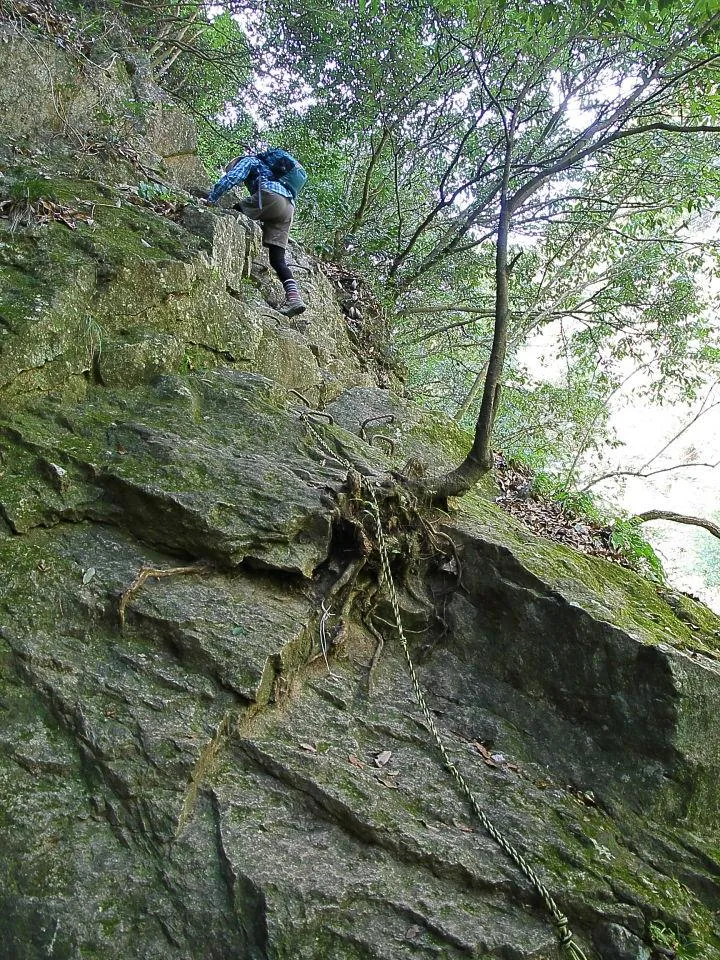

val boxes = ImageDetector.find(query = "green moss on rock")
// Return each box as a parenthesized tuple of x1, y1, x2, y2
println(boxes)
(455, 490, 720, 657)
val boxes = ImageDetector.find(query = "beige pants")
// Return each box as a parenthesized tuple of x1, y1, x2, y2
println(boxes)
(240, 190, 294, 248)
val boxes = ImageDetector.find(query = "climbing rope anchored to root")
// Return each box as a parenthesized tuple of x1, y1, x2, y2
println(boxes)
(296, 406, 589, 960)
(364, 483, 588, 960)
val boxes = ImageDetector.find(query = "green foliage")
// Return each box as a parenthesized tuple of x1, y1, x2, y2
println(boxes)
(531, 472, 604, 525)
(196, 116, 254, 179)
(245, 0, 720, 465)
(649, 921, 710, 960)
(136, 182, 185, 204)
(609, 517, 666, 581)
(151, 9, 254, 174)
(497, 372, 615, 475)
(6, 175, 49, 206)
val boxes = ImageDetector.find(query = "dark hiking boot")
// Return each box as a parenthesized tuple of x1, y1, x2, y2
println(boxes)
(278, 286, 306, 317)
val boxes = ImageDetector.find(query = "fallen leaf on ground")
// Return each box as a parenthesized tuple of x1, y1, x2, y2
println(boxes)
(472, 741, 499, 767)
(299, 742, 317, 753)
(494, 454, 633, 570)
(374, 749, 392, 767)
(348, 755, 365, 769)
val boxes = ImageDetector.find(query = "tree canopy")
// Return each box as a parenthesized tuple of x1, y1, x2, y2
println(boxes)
(232, 0, 720, 493)
(61, 0, 720, 500)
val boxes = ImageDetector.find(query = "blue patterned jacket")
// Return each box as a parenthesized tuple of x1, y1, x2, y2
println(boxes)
(207, 156, 294, 205)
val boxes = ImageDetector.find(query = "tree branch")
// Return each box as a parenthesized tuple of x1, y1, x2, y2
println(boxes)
(635, 510, 720, 542)
(582, 458, 720, 492)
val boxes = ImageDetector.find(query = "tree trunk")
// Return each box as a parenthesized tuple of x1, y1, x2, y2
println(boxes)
(427, 195, 510, 498)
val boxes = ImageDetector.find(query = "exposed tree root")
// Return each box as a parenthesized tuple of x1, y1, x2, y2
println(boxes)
(312, 472, 459, 687)
(119, 563, 210, 628)
(364, 616, 385, 696)
(326, 556, 367, 611)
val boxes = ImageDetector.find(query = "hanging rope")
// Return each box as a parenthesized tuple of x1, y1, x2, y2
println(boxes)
(295, 407, 589, 960)
(364, 486, 588, 960)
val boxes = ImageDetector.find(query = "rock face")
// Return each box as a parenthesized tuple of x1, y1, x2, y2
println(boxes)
(0, 19, 208, 190)
(0, 140, 388, 407)
(1, 23, 720, 960)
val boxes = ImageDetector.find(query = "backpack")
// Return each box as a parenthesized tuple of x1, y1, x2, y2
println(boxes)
(257, 148, 308, 199)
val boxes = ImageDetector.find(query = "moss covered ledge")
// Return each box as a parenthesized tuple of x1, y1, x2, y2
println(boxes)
(436, 491, 720, 834)
(454, 490, 720, 658)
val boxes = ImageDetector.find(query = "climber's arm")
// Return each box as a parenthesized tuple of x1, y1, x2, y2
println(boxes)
(207, 157, 259, 205)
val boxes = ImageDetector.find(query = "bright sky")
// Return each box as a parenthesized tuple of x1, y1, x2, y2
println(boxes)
(520, 272, 720, 612)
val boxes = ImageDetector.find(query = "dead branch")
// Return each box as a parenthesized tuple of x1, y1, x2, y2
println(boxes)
(582, 458, 720, 492)
(580, 383, 720, 492)
(638, 382, 720, 474)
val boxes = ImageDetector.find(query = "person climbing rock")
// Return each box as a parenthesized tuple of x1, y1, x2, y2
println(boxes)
(206, 149, 308, 317)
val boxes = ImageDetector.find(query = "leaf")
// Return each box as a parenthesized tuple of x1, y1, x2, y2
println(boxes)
(82, 567, 96, 585)
(348, 754, 365, 769)
(299, 742, 317, 753)
(472, 741, 499, 767)
(374, 749, 392, 767)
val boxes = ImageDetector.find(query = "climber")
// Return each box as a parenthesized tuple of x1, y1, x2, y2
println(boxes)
(206, 149, 308, 318)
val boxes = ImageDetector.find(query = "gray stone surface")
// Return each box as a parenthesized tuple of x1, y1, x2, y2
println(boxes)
(97, 333, 186, 387)
(1, 23, 719, 960)
(2, 372, 720, 960)
(1, 371, 344, 575)
(144, 104, 210, 190)
(0, 26, 133, 140)
(593, 923, 652, 960)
